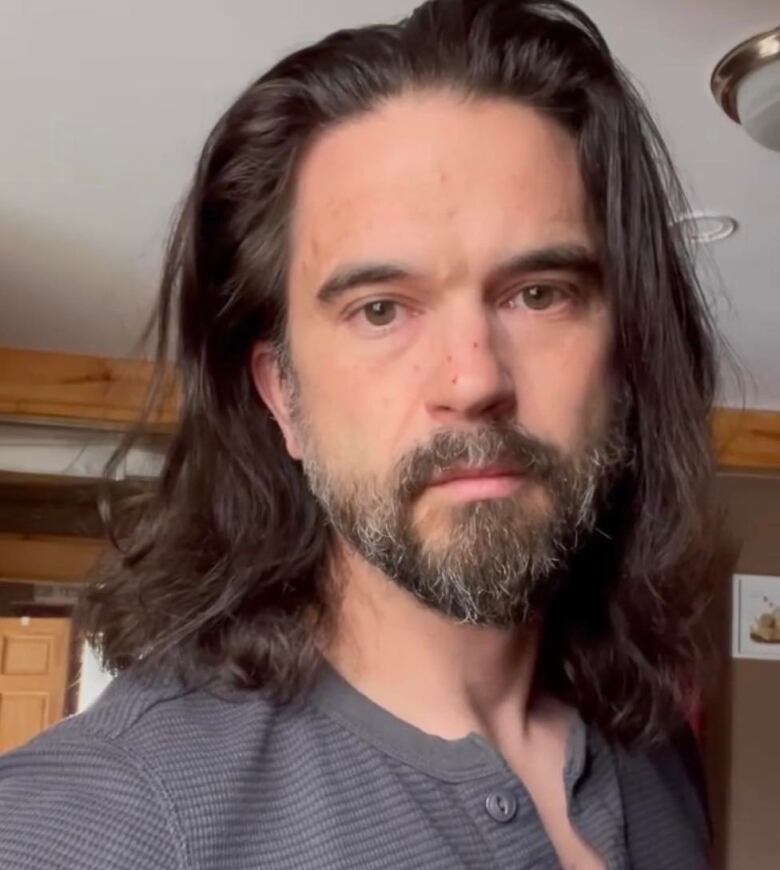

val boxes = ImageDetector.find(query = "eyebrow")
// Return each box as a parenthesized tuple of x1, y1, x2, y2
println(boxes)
(316, 263, 412, 305)
(314, 243, 602, 305)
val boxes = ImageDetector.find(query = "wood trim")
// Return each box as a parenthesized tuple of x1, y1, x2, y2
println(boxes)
(0, 473, 144, 538)
(0, 533, 104, 584)
(712, 408, 780, 473)
(0, 346, 177, 432)
(1, 346, 779, 471)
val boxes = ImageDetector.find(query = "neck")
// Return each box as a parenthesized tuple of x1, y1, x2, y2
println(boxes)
(323, 543, 542, 746)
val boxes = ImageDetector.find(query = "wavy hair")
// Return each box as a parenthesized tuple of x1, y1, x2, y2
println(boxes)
(80, 0, 731, 744)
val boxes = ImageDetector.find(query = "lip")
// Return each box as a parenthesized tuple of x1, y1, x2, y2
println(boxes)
(427, 466, 526, 502)
(430, 465, 523, 485)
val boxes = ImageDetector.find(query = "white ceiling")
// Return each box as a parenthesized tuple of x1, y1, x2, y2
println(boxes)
(1, 0, 778, 409)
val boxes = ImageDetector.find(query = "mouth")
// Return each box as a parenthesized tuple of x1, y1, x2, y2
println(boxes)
(426, 464, 527, 502)
(431, 464, 523, 484)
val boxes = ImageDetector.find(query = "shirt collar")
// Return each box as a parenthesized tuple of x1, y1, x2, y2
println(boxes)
(310, 659, 591, 786)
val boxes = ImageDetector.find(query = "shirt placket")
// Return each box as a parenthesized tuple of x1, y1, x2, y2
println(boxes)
(456, 773, 561, 870)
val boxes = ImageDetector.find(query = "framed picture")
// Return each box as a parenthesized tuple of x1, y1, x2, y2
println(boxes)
(732, 574, 780, 661)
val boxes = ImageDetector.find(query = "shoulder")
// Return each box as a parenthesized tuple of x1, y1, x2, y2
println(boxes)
(0, 668, 285, 870)
(0, 721, 186, 869)
(614, 725, 712, 854)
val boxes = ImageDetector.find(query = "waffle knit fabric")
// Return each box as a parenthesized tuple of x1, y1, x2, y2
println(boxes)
(0, 664, 710, 869)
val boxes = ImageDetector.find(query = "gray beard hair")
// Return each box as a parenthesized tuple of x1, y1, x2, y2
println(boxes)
(295, 416, 628, 628)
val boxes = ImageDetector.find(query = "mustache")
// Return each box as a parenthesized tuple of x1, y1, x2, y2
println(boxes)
(393, 424, 561, 503)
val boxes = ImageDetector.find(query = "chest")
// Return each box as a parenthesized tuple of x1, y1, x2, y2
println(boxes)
(175, 755, 701, 870)
(518, 769, 606, 870)
(503, 742, 605, 870)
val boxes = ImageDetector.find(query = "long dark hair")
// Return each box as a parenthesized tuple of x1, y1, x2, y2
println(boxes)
(81, 0, 731, 744)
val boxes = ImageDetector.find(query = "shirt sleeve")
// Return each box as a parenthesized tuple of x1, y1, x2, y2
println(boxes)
(669, 723, 713, 844)
(0, 732, 185, 870)
(647, 722, 713, 852)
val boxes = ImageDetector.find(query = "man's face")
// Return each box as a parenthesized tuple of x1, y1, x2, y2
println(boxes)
(254, 91, 624, 625)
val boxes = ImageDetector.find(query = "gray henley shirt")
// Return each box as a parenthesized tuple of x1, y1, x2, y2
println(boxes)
(0, 663, 710, 869)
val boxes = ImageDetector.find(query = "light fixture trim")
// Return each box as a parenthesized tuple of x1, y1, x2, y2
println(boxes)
(711, 26, 780, 123)
(674, 213, 738, 244)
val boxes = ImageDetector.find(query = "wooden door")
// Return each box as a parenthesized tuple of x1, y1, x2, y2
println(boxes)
(0, 617, 72, 754)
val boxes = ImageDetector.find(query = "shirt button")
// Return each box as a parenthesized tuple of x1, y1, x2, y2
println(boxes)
(485, 789, 518, 823)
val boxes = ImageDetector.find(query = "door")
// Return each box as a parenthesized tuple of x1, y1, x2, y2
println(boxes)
(0, 616, 72, 754)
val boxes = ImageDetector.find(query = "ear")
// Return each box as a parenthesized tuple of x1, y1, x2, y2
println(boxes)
(250, 341, 303, 461)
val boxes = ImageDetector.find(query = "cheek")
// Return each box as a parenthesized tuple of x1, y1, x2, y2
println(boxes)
(518, 320, 613, 449)
(293, 343, 418, 473)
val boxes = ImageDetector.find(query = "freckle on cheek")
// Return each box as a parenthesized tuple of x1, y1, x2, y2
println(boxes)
(451, 377, 458, 385)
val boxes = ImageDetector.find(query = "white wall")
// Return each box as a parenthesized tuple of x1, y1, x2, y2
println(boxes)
(77, 640, 114, 712)
(0, 422, 165, 479)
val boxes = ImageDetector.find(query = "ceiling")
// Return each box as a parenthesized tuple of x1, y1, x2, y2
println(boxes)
(1, 0, 777, 409)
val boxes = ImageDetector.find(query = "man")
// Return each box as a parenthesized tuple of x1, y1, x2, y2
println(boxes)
(0, 1, 726, 868)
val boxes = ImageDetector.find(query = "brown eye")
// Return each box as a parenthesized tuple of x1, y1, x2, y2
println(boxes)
(520, 285, 559, 310)
(363, 300, 398, 326)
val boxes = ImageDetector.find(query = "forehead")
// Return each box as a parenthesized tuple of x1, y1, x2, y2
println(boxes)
(289, 91, 590, 292)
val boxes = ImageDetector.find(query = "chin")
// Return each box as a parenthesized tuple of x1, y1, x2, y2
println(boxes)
(415, 486, 551, 535)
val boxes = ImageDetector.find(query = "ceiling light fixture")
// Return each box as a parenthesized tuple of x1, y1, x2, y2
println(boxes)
(674, 213, 738, 244)
(711, 25, 780, 151)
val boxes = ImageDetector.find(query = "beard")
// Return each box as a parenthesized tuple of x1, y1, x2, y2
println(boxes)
(287, 378, 628, 627)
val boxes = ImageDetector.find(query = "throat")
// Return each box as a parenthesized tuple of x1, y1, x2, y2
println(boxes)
(323, 544, 541, 743)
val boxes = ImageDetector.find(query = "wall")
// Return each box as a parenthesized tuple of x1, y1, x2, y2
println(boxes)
(0, 581, 34, 615)
(76, 640, 114, 712)
(711, 473, 780, 870)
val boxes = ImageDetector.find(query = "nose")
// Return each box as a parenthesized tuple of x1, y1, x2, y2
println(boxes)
(425, 307, 516, 425)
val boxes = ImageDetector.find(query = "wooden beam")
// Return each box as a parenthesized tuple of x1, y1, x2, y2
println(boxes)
(2, 346, 779, 471)
(712, 407, 780, 473)
(0, 473, 148, 538)
(0, 533, 103, 584)
(0, 347, 177, 432)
